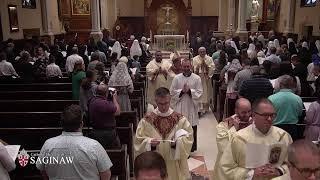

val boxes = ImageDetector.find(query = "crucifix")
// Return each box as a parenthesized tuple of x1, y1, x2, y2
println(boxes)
(162, 5, 173, 24)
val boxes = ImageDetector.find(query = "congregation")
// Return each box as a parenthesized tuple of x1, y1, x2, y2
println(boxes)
(0, 29, 320, 180)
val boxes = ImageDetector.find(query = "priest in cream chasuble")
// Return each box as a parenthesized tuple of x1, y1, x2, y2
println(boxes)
(134, 87, 193, 180)
(192, 47, 215, 114)
(146, 51, 172, 107)
(217, 99, 293, 180)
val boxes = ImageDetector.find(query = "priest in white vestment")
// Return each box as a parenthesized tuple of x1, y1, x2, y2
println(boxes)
(134, 87, 193, 180)
(146, 51, 171, 107)
(192, 47, 215, 114)
(170, 59, 203, 152)
(218, 98, 293, 180)
(214, 98, 252, 180)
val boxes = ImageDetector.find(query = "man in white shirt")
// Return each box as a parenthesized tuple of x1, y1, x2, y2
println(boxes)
(37, 105, 112, 180)
(46, 55, 63, 78)
(65, 47, 84, 73)
(0, 51, 18, 77)
(266, 47, 281, 64)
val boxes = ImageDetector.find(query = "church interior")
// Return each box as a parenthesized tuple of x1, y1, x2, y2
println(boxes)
(0, 0, 320, 179)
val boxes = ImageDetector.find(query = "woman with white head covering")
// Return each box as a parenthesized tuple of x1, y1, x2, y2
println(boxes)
(287, 38, 294, 46)
(257, 51, 266, 65)
(230, 41, 239, 54)
(130, 39, 142, 59)
(108, 62, 134, 111)
(247, 43, 257, 60)
(111, 41, 122, 60)
(140, 36, 149, 51)
(119, 56, 129, 64)
(302, 41, 309, 50)
(274, 39, 280, 49)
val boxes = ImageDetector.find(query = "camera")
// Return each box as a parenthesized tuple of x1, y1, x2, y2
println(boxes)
(107, 87, 116, 101)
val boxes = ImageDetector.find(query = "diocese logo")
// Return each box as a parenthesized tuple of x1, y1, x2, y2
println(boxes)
(17, 149, 30, 167)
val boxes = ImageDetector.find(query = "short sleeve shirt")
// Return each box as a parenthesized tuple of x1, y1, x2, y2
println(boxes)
(37, 132, 112, 180)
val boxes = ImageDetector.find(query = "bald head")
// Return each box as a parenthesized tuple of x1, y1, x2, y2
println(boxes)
(288, 140, 320, 164)
(235, 98, 252, 122)
(288, 140, 320, 180)
(96, 84, 108, 96)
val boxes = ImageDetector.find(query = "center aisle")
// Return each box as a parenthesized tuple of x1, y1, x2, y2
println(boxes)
(189, 111, 218, 179)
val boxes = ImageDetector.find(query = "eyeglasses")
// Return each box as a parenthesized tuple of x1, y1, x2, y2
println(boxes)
(254, 111, 277, 119)
(289, 161, 320, 178)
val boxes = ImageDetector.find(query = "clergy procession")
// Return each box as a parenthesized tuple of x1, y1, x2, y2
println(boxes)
(1, 0, 320, 179)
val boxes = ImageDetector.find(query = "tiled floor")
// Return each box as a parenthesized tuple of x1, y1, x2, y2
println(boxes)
(189, 112, 218, 179)
(196, 112, 218, 171)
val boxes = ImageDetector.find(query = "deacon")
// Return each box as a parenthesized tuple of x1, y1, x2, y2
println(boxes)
(214, 98, 252, 179)
(146, 51, 172, 107)
(192, 47, 215, 114)
(134, 87, 193, 180)
(170, 59, 203, 152)
(218, 98, 292, 180)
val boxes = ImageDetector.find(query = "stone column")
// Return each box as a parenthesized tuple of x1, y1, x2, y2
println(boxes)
(218, 0, 224, 32)
(284, 0, 296, 34)
(236, 0, 248, 40)
(100, 0, 108, 30)
(42, 0, 55, 45)
(90, 0, 103, 42)
(227, 0, 236, 36)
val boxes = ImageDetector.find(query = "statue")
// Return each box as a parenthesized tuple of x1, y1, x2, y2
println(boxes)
(251, 0, 260, 20)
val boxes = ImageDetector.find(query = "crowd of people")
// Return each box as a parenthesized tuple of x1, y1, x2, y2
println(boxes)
(0, 29, 320, 180)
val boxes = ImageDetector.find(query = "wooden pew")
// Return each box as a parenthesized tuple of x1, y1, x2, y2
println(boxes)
(0, 111, 138, 129)
(117, 125, 134, 176)
(0, 91, 72, 100)
(0, 100, 79, 112)
(131, 89, 145, 115)
(131, 98, 143, 120)
(0, 83, 72, 91)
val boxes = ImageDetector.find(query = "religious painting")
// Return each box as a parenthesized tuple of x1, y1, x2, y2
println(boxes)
(269, 146, 282, 164)
(267, 0, 277, 20)
(72, 0, 90, 15)
(8, 5, 19, 32)
(22, 0, 36, 9)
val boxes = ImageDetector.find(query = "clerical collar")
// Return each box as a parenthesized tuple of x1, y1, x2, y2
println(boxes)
(153, 108, 174, 117)
(252, 123, 272, 136)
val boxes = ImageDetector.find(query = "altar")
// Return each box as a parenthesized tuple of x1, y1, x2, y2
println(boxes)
(153, 35, 186, 51)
